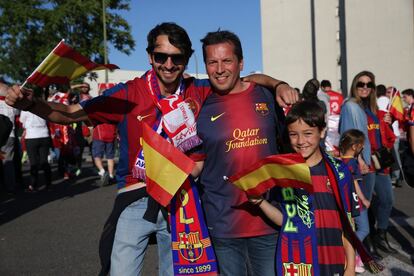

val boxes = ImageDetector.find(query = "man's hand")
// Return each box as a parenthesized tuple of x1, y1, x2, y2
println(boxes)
(275, 83, 299, 108)
(5, 85, 34, 110)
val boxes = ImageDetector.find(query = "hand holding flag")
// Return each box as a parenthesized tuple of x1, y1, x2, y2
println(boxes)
(228, 153, 313, 196)
(142, 123, 195, 207)
(23, 40, 119, 88)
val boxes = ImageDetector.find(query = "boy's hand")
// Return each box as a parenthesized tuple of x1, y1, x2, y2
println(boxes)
(247, 195, 264, 205)
(344, 267, 355, 276)
(362, 198, 371, 209)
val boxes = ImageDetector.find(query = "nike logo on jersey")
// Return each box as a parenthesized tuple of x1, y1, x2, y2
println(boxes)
(137, 114, 152, 121)
(211, 112, 225, 122)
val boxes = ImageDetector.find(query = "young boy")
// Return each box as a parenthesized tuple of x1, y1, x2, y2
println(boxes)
(251, 101, 381, 275)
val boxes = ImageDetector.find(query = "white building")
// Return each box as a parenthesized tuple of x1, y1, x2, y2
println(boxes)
(261, 0, 414, 95)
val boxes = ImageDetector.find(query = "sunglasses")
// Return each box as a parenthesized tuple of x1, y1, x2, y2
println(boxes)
(356, 81, 375, 89)
(152, 52, 186, 65)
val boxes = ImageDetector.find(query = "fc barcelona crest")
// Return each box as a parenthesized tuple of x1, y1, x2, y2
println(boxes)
(178, 232, 204, 262)
(255, 102, 269, 116)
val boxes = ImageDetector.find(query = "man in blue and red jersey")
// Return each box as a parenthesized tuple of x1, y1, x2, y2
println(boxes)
(194, 30, 288, 276)
(6, 23, 297, 275)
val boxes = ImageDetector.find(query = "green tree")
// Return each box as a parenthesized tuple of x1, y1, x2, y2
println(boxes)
(0, 0, 135, 82)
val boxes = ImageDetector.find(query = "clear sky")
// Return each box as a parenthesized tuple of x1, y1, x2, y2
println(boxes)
(108, 0, 262, 76)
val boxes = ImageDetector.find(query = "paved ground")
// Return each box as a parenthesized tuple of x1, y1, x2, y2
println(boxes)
(0, 159, 413, 275)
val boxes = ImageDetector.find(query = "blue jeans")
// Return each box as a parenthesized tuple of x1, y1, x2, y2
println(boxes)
(354, 208, 370, 241)
(363, 172, 394, 230)
(362, 172, 376, 201)
(212, 234, 277, 276)
(373, 174, 394, 230)
(110, 197, 173, 276)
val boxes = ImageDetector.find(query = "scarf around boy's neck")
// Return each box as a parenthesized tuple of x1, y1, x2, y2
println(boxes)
(323, 152, 383, 273)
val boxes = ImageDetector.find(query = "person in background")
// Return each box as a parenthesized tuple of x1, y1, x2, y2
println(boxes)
(70, 83, 93, 176)
(321, 79, 344, 156)
(377, 85, 403, 187)
(91, 90, 117, 186)
(20, 107, 52, 191)
(0, 114, 12, 160)
(339, 129, 370, 274)
(340, 71, 396, 258)
(401, 88, 414, 187)
(0, 78, 19, 194)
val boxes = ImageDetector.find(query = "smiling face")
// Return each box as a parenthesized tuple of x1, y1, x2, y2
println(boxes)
(204, 42, 244, 95)
(356, 75, 374, 99)
(148, 35, 187, 94)
(288, 119, 325, 167)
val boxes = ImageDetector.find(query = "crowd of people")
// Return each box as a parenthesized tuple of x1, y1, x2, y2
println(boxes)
(0, 80, 118, 193)
(2, 21, 414, 275)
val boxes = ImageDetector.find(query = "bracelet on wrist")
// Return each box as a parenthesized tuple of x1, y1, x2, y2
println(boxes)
(273, 81, 288, 92)
(256, 198, 264, 206)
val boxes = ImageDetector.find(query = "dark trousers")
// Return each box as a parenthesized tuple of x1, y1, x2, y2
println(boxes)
(26, 137, 51, 188)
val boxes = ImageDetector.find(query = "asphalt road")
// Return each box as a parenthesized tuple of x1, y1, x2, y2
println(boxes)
(0, 159, 413, 275)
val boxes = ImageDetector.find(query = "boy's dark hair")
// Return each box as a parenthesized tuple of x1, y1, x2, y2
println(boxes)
(286, 100, 326, 131)
(402, 88, 414, 97)
(376, 84, 387, 97)
(320, 80, 331, 88)
(146, 22, 194, 63)
(339, 129, 365, 155)
(200, 30, 243, 62)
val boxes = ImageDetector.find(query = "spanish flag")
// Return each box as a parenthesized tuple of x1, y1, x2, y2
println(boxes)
(25, 40, 118, 87)
(229, 153, 313, 196)
(388, 88, 404, 122)
(142, 123, 195, 207)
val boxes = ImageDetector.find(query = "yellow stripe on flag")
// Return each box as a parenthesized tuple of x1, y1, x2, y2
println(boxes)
(36, 53, 88, 80)
(232, 163, 311, 191)
(143, 140, 189, 196)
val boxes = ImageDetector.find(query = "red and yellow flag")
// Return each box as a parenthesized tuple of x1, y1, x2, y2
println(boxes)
(388, 88, 404, 122)
(229, 153, 313, 196)
(25, 40, 119, 87)
(142, 123, 195, 207)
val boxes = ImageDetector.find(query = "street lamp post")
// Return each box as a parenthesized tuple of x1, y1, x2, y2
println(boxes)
(102, 0, 108, 83)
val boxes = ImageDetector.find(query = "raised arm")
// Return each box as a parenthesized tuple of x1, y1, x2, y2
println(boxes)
(6, 85, 88, 124)
(242, 74, 299, 108)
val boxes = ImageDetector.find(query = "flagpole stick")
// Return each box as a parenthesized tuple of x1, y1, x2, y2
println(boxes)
(387, 90, 395, 113)
(21, 39, 65, 90)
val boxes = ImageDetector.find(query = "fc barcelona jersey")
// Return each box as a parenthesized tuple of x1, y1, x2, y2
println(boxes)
(274, 160, 358, 276)
(197, 83, 279, 238)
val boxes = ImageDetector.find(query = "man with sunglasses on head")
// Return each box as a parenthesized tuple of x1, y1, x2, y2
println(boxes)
(5, 22, 296, 275)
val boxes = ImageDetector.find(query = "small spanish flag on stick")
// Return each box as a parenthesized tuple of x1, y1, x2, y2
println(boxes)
(229, 153, 313, 196)
(388, 87, 404, 122)
(142, 123, 195, 207)
(23, 40, 119, 88)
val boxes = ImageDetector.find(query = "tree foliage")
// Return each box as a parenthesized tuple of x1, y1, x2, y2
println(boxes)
(0, 0, 135, 82)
